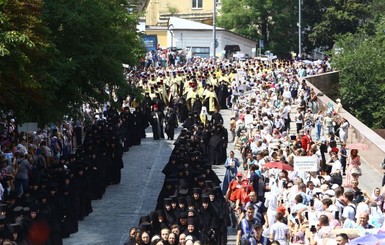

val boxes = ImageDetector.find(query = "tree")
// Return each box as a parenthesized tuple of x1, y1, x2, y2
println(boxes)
(302, 0, 371, 51)
(332, 16, 385, 128)
(40, 0, 145, 122)
(0, 0, 57, 123)
(218, 0, 298, 57)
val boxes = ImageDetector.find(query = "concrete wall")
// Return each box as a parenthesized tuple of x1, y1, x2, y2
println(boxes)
(305, 71, 340, 101)
(304, 73, 385, 176)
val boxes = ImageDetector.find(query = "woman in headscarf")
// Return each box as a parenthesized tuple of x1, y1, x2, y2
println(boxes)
(221, 151, 240, 195)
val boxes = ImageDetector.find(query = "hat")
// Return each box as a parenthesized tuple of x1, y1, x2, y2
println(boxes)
(178, 184, 189, 195)
(0, 204, 8, 213)
(170, 195, 177, 203)
(8, 223, 20, 234)
(178, 196, 186, 204)
(163, 198, 172, 206)
(324, 189, 335, 197)
(236, 172, 243, 177)
(336, 98, 341, 102)
(156, 210, 166, 218)
(140, 222, 152, 233)
(0, 215, 6, 225)
(186, 197, 195, 206)
(201, 194, 209, 203)
(179, 212, 187, 219)
(323, 175, 331, 182)
(193, 187, 201, 194)
(13, 206, 23, 216)
(187, 217, 195, 225)
(331, 184, 339, 190)
(276, 205, 286, 214)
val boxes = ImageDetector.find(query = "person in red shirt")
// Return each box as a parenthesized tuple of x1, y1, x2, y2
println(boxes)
(226, 172, 243, 202)
(226, 172, 244, 228)
(234, 180, 254, 210)
(299, 129, 311, 154)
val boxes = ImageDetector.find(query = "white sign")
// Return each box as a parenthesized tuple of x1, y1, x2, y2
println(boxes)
(294, 156, 318, 172)
(18, 122, 38, 133)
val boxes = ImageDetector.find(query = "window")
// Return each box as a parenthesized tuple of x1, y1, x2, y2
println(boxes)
(190, 47, 210, 58)
(192, 0, 203, 9)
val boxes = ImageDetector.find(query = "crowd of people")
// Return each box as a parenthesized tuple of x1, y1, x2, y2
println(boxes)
(217, 59, 385, 245)
(124, 56, 385, 245)
(1, 54, 380, 245)
(0, 106, 148, 244)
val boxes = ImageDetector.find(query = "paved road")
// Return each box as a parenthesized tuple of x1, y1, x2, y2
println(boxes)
(64, 131, 176, 244)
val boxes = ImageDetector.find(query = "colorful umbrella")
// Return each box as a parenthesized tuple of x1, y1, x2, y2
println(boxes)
(350, 233, 385, 245)
(263, 161, 294, 171)
(346, 143, 370, 151)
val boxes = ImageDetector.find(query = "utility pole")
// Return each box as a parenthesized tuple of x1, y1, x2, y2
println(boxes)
(212, 0, 217, 65)
(298, 0, 302, 59)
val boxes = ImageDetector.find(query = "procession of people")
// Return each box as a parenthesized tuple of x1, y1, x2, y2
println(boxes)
(0, 54, 382, 245)
(125, 56, 385, 245)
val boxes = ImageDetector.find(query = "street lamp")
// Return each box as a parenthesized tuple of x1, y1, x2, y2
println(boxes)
(168, 24, 174, 48)
(298, 0, 302, 59)
(212, 0, 217, 64)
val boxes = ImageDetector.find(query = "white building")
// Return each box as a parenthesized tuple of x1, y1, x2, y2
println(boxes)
(164, 17, 257, 58)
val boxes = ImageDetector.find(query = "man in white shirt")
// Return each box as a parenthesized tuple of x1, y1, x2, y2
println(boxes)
(342, 191, 356, 223)
(269, 211, 290, 245)
(326, 153, 342, 174)
(282, 86, 292, 102)
(281, 101, 291, 131)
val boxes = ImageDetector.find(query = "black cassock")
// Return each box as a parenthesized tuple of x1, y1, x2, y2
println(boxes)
(132, 111, 143, 145)
(61, 191, 78, 238)
(216, 83, 229, 109)
(165, 110, 177, 140)
(150, 111, 164, 140)
(211, 112, 224, 126)
(208, 133, 222, 165)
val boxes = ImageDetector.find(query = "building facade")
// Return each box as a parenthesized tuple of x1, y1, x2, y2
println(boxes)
(144, 0, 221, 26)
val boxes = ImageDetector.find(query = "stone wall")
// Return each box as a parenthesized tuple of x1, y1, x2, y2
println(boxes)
(304, 73, 385, 176)
(305, 71, 340, 101)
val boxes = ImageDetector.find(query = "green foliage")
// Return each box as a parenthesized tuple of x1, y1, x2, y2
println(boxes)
(218, 0, 297, 57)
(302, 0, 371, 51)
(332, 17, 385, 128)
(0, 0, 145, 124)
(219, 0, 373, 55)
(0, 0, 57, 123)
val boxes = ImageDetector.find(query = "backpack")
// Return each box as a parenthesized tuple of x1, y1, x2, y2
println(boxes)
(295, 140, 303, 149)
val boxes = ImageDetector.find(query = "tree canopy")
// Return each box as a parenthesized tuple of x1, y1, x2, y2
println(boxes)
(219, 0, 373, 56)
(302, 0, 371, 52)
(332, 16, 385, 128)
(0, 0, 145, 124)
(218, 0, 297, 57)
